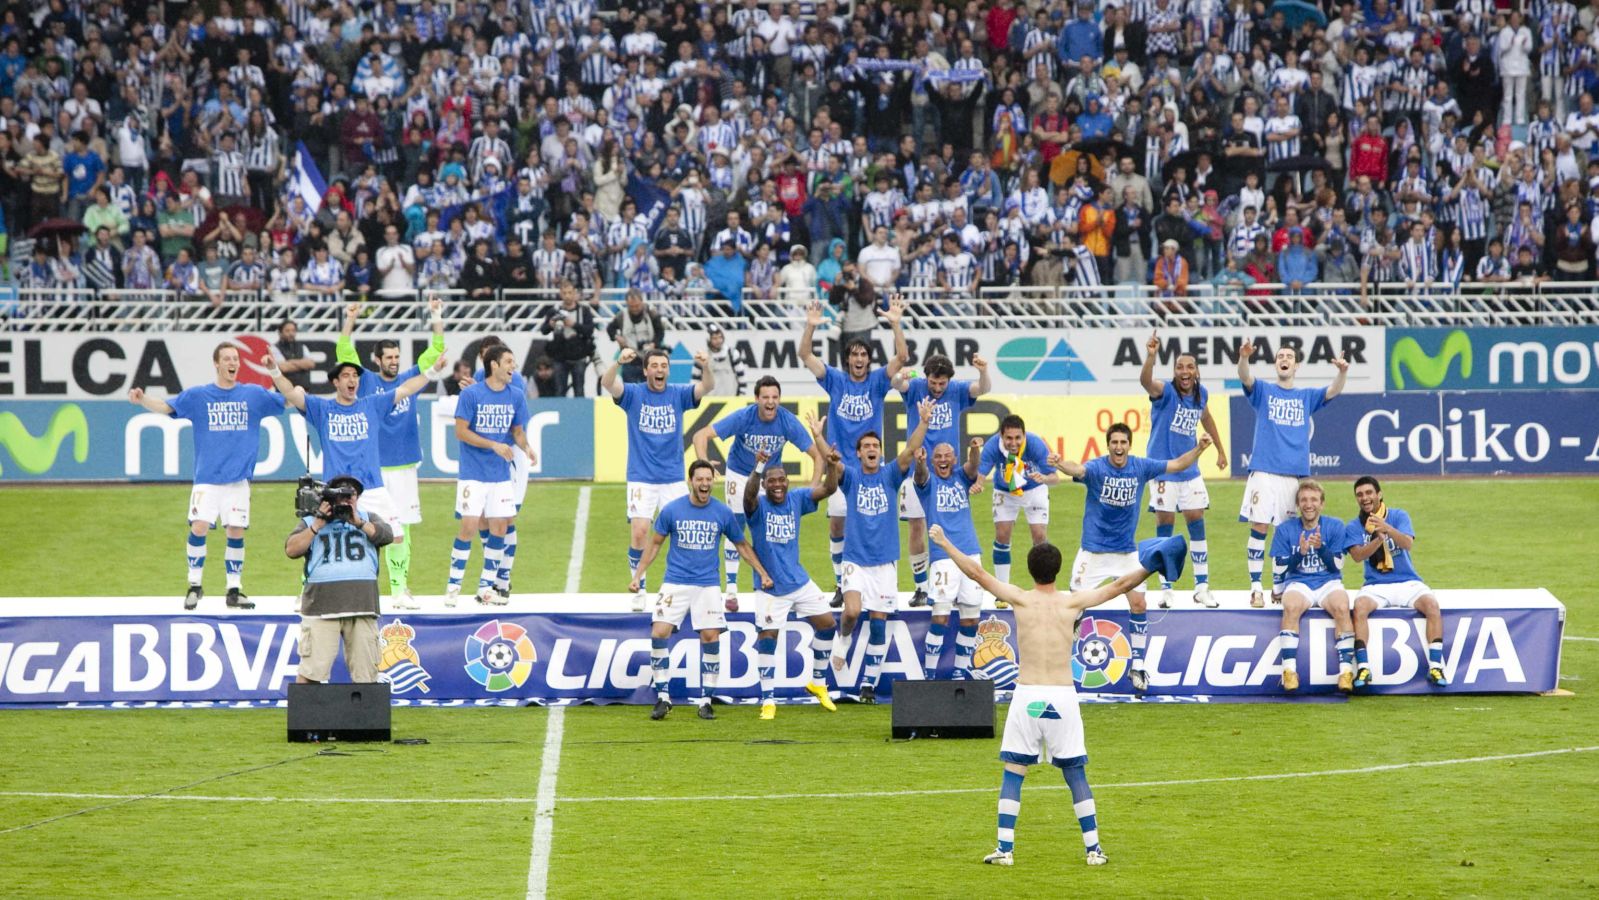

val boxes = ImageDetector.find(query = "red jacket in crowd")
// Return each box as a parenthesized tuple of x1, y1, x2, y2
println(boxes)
(1349, 133, 1389, 184)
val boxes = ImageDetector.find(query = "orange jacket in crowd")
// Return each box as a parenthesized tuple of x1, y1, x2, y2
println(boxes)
(1079, 204, 1115, 258)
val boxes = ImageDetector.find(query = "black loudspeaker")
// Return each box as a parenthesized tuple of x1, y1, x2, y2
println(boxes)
(891, 679, 995, 739)
(287, 682, 392, 742)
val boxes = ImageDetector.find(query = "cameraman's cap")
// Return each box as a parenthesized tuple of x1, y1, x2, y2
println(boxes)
(327, 474, 365, 493)
(330, 360, 365, 379)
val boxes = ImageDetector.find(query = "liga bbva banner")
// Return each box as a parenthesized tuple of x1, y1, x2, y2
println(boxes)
(0, 607, 1561, 706)
(0, 326, 1385, 400)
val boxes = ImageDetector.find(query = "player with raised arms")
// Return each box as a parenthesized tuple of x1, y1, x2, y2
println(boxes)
(741, 412, 843, 720)
(913, 436, 986, 678)
(930, 523, 1188, 868)
(334, 296, 446, 609)
(1053, 423, 1213, 692)
(692, 374, 824, 609)
(1140, 332, 1228, 608)
(605, 346, 715, 612)
(633, 459, 773, 721)
(894, 352, 991, 606)
(264, 345, 440, 592)
(447, 344, 537, 605)
(1237, 341, 1349, 607)
(129, 342, 287, 610)
(464, 335, 530, 598)
(833, 397, 935, 703)
(1270, 479, 1360, 692)
(1347, 477, 1449, 688)
(978, 415, 1065, 586)
(798, 296, 909, 604)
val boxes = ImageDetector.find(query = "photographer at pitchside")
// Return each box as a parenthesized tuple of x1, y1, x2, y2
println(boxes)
(285, 475, 394, 684)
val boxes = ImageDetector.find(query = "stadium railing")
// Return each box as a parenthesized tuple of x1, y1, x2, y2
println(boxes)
(2, 282, 1596, 332)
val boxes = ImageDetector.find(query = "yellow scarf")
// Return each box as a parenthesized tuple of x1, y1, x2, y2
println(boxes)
(1003, 453, 1026, 495)
(1361, 501, 1394, 573)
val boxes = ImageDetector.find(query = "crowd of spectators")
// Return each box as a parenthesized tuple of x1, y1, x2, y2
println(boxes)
(2, 0, 1598, 323)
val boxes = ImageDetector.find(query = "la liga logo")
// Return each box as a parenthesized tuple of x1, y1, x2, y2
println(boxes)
(1073, 617, 1132, 689)
(464, 620, 537, 691)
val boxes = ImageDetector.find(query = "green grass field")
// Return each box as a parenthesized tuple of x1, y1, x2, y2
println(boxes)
(2, 478, 1598, 897)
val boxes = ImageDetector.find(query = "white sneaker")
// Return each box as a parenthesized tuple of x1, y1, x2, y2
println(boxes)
(983, 849, 1014, 866)
(476, 586, 500, 605)
(631, 589, 647, 612)
(392, 589, 420, 610)
(1086, 848, 1108, 866)
(1158, 589, 1172, 609)
(445, 585, 460, 608)
(1193, 584, 1218, 608)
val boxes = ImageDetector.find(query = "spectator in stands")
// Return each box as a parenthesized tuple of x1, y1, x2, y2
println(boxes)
(540, 280, 598, 397)
(830, 258, 881, 349)
(607, 290, 666, 384)
(1277, 229, 1319, 293)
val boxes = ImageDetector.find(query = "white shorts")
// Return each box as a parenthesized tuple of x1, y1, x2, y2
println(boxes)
(456, 479, 518, 520)
(1356, 580, 1434, 610)
(510, 451, 531, 511)
(841, 561, 899, 613)
(1000, 683, 1087, 767)
(1069, 549, 1143, 593)
(1281, 581, 1348, 608)
(724, 469, 751, 514)
(827, 489, 846, 517)
(993, 485, 1050, 525)
(898, 478, 925, 520)
(754, 580, 832, 628)
(382, 465, 423, 525)
(627, 480, 689, 521)
(1239, 471, 1300, 526)
(356, 485, 399, 524)
(188, 481, 250, 528)
(928, 558, 982, 615)
(652, 583, 726, 631)
(1149, 476, 1210, 513)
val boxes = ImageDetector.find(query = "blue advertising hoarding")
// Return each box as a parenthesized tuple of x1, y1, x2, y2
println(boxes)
(0, 398, 595, 481)
(1388, 327, 1599, 391)
(1230, 390, 1599, 476)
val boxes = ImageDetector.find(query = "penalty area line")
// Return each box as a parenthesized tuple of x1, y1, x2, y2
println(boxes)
(563, 486, 591, 595)
(3, 746, 1593, 808)
(1563, 636, 1599, 642)
(525, 706, 565, 900)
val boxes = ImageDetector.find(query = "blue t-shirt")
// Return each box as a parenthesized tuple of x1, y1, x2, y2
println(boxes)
(1271, 515, 1357, 589)
(840, 459, 909, 566)
(1245, 381, 1329, 477)
(1356, 507, 1424, 586)
(168, 383, 286, 485)
(747, 487, 820, 595)
(1149, 381, 1208, 483)
(655, 496, 743, 587)
(454, 380, 531, 483)
(358, 367, 425, 468)
(979, 432, 1056, 493)
(63, 151, 104, 199)
(915, 467, 980, 562)
(819, 365, 892, 464)
(474, 366, 527, 394)
(304, 392, 399, 490)
(713, 405, 814, 476)
(301, 513, 381, 585)
(900, 377, 975, 452)
(1076, 455, 1169, 553)
(615, 382, 699, 484)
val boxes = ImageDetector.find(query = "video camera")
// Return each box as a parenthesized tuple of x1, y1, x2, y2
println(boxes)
(294, 475, 359, 521)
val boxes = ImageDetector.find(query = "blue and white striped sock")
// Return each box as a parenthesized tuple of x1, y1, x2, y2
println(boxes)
(863, 617, 887, 687)
(1128, 612, 1149, 671)
(224, 536, 244, 590)
(448, 538, 471, 587)
(1154, 522, 1175, 589)
(1279, 629, 1300, 673)
(496, 524, 517, 588)
(829, 537, 844, 586)
(755, 636, 777, 701)
(1188, 519, 1209, 584)
(997, 768, 1024, 853)
(1062, 758, 1100, 853)
(955, 622, 979, 674)
(478, 535, 504, 591)
(1428, 640, 1443, 668)
(1355, 639, 1370, 668)
(628, 547, 646, 592)
(185, 532, 206, 585)
(1336, 631, 1356, 674)
(810, 628, 835, 683)
(911, 550, 929, 590)
(700, 639, 720, 702)
(992, 540, 1012, 583)
(724, 540, 741, 589)
(650, 636, 670, 700)
(923, 621, 948, 674)
(1247, 527, 1268, 591)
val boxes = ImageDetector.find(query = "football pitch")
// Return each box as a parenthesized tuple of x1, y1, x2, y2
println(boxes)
(1, 478, 1598, 897)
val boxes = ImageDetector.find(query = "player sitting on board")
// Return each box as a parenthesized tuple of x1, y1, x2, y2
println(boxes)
(1347, 476, 1449, 688)
(1271, 479, 1360, 693)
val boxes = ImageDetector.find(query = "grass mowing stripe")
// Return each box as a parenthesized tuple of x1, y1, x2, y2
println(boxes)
(564, 487, 590, 595)
(526, 706, 565, 900)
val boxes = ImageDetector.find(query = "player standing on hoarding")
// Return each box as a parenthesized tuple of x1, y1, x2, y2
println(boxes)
(1270, 479, 1360, 693)
(978, 415, 1066, 586)
(1347, 476, 1449, 688)
(1140, 332, 1228, 608)
(913, 437, 986, 678)
(464, 335, 531, 598)
(741, 414, 843, 719)
(129, 342, 287, 610)
(691, 375, 825, 608)
(334, 296, 447, 609)
(893, 352, 991, 606)
(930, 523, 1188, 868)
(605, 346, 715, 612)
(1236, 342, 1349, 607)
(798, 296, 910, 605)
(1055, 424, 1214, 692)
(633, 459, 774, 721)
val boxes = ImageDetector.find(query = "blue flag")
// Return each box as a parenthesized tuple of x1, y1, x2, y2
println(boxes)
(287, 142, 328, 214)
(626, 173, 672, 238)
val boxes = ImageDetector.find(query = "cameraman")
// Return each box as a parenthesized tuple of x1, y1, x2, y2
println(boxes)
(285, 475, 395, 684)
(828, 259, 883, 349)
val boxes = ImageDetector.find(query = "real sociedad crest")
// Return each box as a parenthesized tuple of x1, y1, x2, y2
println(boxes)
(377, 619, 432, 694)
(969, 616, 1019, 688)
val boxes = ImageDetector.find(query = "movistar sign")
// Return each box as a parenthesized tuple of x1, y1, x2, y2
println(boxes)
(1388, 327, 1599, 391)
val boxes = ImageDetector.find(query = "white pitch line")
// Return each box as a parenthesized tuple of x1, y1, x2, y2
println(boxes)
(563, 487, 591, 594)
(525, 706, 566, 900)
(2, 745, 1591, 808)
(1563, 636, 1599, 642)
